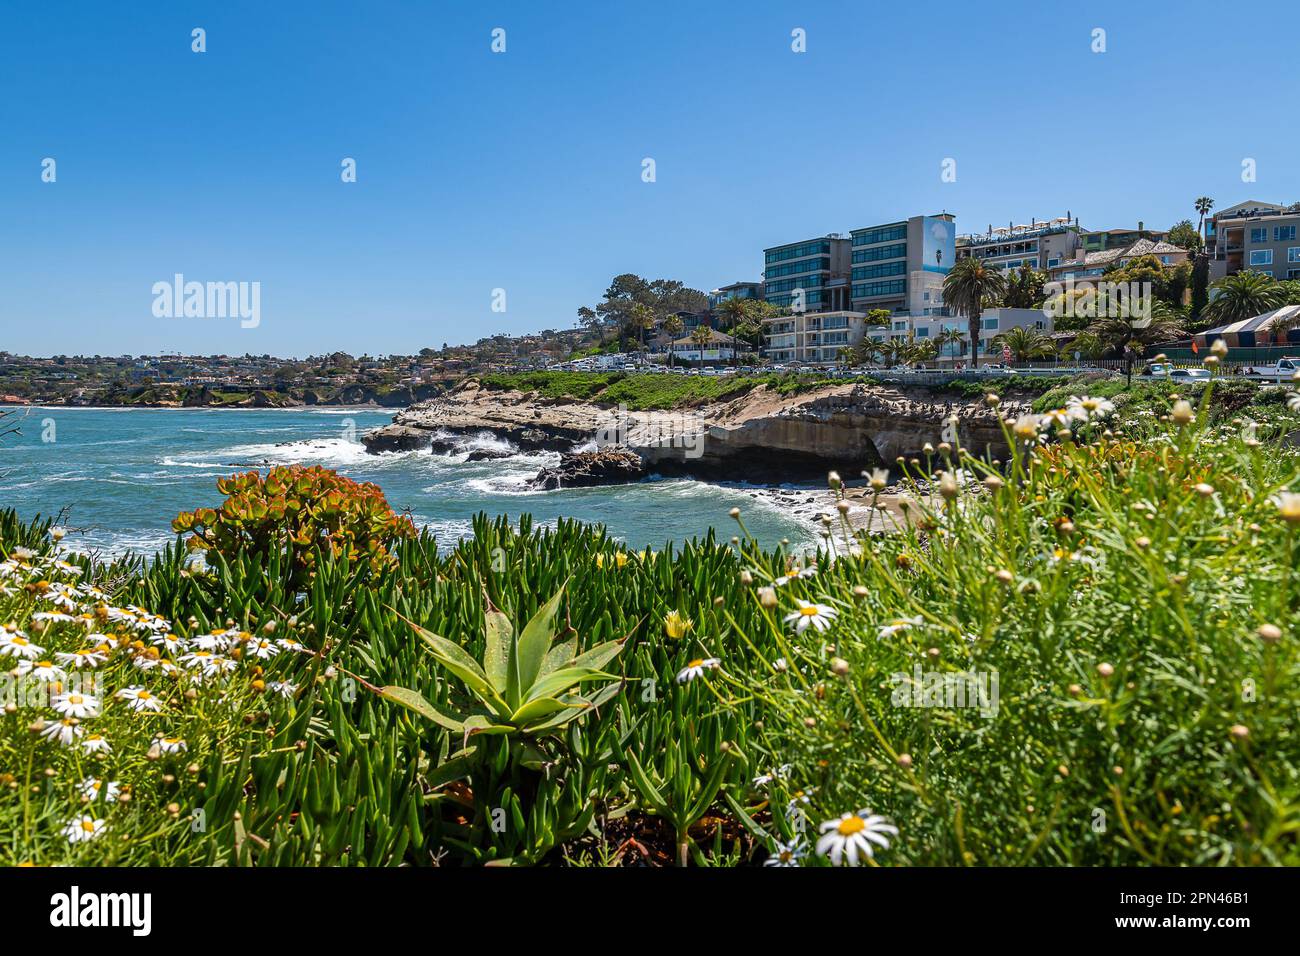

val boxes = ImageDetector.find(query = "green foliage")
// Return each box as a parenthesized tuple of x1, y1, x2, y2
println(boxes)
(171, 465, 416, 590)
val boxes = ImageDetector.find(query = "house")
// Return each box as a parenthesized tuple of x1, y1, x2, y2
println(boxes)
(668, 329, 739, 363)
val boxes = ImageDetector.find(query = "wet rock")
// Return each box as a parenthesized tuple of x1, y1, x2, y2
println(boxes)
(529, 449, 645, 491)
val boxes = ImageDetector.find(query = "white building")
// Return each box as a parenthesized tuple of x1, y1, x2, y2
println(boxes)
(762, 311, 872, 364)
(668, 329, 739, 363)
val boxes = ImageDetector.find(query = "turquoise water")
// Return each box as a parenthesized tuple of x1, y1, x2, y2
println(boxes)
(0, 407, 815, 557)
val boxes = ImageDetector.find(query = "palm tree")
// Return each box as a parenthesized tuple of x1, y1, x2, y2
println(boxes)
(661, 314, 684, 366)
(1089, 302, 1184, 384)
(911, 339, 938, 366)
(628, 303, 655, 360)
(879, 338, 909, 368)
(994, 325, 1055, 363)
(1202, 271, 1288, 327)
(715, 297, 750, 331)
(689, 324, 716, 366)
(936, 327, 965, 363)
(1195, 196, 1215, 242)
(943, 257, 1008, 369)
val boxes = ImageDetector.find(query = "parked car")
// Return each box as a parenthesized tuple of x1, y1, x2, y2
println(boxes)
(1239, 356, 1300, 383)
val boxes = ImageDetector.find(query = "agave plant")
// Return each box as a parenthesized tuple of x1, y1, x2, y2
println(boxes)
(383, 588, 624, 740)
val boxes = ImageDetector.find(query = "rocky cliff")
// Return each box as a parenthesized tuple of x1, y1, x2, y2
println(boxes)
(362, 378, 1025, 483)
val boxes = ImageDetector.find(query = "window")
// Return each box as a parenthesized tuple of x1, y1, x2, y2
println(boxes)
(983, 318, 999, 330)
(851, 242, 907, 264)
(1250, 227, 1268, 244)
(1249, 250, 1274, 266)
(916, 328, 930, 338)
(1289, 269, 1300, 280)
(850, 260, 906, 281)
(1047, 258, 1060, 268)
(893, 321, 908, 332)
(1288, 248, 1300, 263)
(1275, 225, 1297, 242)
(852, 279, 906, 299)
(765, 241, 832, 264)
(765, 257, 829, 279)
(852, 224, 907, 246)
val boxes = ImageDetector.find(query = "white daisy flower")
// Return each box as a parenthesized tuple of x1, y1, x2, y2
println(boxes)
(1286, 392, 1300, 413)
(774, 566, 818, 587)
(81, 733, 112, 754)
(675, 658, 721, 684)
(55, 647, 109, 670)
(0, 632, 44, 660)
(783, 599, 838, 634)
(278, 637, 309, 654)
(116, 686, 163, 713)
(51, 691, 100, 719)
(62, 815, 107, 843)
(189, 631, 231, 652)
(41, 718, 84, 747)
(246, 638, 280, 660)
(17, 659, 67, 681)
(1066, 395, 1115, 421)
(154, 735, 188, 754)
(31, 610, 76, 624)
(79, 777, 121, 802)
(816, 810, 899, 866)
(178, 650, 231, 676)
(266, 680, 297, 698)
(763, 838, 806, 867)
(150, 632, 187, 653)
(877, 616, 923, 640)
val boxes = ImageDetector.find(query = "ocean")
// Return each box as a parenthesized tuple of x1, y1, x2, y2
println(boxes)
(0, 407, 818, 558)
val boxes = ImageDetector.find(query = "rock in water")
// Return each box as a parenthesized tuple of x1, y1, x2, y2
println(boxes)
(529, 450, 644, 490)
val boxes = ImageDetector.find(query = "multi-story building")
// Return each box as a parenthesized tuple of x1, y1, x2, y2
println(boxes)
(1081, 223, 1168, 254)
(762, 310, 869, 364)
(1207, 200, 1300, 280)
(850, 214, 957, 316)
(894, 308, 1053, 362)
(708, 281, 763, 310)
(761, 236, 852, 313)
(956, 218, 1084, 273)
(1047, 237, 1191, 284)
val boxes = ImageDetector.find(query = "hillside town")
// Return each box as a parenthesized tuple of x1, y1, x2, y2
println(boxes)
(5, 197, 1300, 406)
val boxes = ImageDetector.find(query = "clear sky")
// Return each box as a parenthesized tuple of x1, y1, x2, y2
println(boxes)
(3, 0, 1298, 358)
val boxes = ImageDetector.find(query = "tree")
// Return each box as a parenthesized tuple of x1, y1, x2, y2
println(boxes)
(994, 325, 1055, 362)
(690, 325, 714, 349)
(1089, 304, 1184, 383)
(936, 327, 965, 361)
(628, 303, 656, 358)
(1202, 271, 1288, 326)
(865, 308, 892, 326)
(662, 314, 685, 365)
(1167, 219, 1203, 256)
(943, 257, 1007, 369)
(1194, 197, 1215, 241)
(1002, 263, 1048, 309)
(715, 297, 749, 330)
(1190, 253, 1210, 327)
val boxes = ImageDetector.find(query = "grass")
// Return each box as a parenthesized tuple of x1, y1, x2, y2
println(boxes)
(477, 370, 846, 410)
(2, 376, 1299, 866)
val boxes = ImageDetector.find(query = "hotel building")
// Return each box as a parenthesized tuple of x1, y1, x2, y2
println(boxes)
(1207, 200, 1300, 281)
(956, 217, 1084, 273)
(761, 235, 852, 313)
(850, 214, 957, 316)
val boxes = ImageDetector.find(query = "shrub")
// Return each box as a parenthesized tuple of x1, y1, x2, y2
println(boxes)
(171, 466, 415, 590)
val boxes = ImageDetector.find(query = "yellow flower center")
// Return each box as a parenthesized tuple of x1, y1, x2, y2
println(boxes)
(69, 695, 82, 705)
(686, 659, 704, 669)
(837, 816, 866, 836)
(800, 606, 820, 617)
(138, 691, 152, 700)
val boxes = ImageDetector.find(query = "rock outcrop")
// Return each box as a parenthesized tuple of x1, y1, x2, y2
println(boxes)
(528, 450, 645, 490)
(363, 378, 1027, 484)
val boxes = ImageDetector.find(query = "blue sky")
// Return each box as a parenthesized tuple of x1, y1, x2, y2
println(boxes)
(3, 0, 1297, 358)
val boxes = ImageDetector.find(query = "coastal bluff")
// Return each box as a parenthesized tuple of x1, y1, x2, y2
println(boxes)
(362, 377, 1025, 485)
